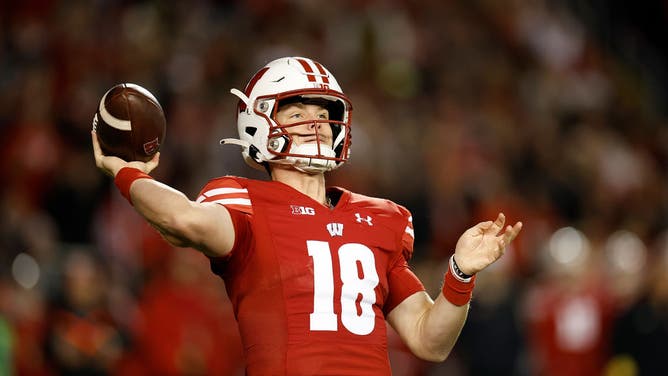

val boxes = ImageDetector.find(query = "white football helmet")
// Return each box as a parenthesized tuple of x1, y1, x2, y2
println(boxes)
(221, 57, 352, 173)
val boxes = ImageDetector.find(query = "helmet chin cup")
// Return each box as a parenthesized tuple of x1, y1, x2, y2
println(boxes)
(284, 143, 336, 173)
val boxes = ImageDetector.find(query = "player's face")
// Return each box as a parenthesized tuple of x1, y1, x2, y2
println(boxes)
(275, 103, 333, 147)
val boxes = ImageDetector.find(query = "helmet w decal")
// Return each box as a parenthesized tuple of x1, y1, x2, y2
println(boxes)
(221, 57, 352, 173)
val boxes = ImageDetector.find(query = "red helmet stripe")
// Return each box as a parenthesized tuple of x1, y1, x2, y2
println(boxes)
(313, 62, 330, 84)
(244, 67, 269, 96)
(239, 67, 269, 111)
(296, 58, 317, 82)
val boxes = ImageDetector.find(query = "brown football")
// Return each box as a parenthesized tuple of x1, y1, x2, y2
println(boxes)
(93, 83, 166, 162)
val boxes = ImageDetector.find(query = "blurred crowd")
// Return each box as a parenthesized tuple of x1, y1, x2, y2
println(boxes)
(1, 1, 667, 375)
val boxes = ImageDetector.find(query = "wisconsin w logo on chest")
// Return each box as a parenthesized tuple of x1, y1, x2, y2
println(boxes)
(326, 223, 344, 237)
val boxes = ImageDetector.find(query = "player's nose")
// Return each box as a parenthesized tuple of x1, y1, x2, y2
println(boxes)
(305, 113, 322, 130)
(307, 120, 320, 130)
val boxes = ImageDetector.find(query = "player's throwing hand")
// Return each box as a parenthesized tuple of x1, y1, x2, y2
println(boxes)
(92, 130, 160, 177)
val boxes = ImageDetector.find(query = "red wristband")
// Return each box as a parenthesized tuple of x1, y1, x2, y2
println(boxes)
(442, 257, 476, 306)
(114, 167, 153, 205)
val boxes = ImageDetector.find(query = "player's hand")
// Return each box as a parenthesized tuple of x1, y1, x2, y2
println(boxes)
(92, 130, 159, 177)
(453, 213, 522, 275)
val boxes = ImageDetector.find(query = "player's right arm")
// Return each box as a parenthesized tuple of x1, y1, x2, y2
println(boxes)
(92, 131, 235, 257)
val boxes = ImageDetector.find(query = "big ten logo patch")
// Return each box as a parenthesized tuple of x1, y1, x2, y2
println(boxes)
(291, 205, 316, 215)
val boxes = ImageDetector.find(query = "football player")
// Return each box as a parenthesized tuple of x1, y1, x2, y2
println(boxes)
(92, 56, 522, 375)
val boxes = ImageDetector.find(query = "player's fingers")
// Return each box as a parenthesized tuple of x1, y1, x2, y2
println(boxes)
(512, 222, 523, 238)
(493, 213, 506, 232)
(92, 131, 120, 176)
(91, 130, 101, 156)
(469, 221, 494, 235)
(492, 222, 521, 253)
(91, 131, 106, 168)
(145, 152, 160, 172)
(480, 213, 505, 236)
(502, 222, 523, 244)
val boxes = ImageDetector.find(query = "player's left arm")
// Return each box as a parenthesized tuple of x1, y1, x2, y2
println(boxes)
(387, 213, 522, 362)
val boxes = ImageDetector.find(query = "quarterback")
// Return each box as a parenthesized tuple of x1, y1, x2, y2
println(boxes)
(92, 56, 522, 375)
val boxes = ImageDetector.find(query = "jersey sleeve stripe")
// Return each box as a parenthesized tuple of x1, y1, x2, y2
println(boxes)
(211, 198, 252, 206)
(197, 187, 250, 203)
(203, 193, 250, 202)
(196, 196, 252, 207)
(196, 178, 253, 214)
(201, 187, 249, 196)
(405, 215, 414, 238)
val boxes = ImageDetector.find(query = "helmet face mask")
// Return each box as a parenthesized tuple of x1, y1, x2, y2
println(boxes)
(225, 57, 353, 174)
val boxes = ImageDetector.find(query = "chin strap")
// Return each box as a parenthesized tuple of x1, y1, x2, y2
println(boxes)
(220, 137, 265, 165)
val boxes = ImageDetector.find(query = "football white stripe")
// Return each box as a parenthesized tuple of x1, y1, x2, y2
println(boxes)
(405, 226, 414, 238)
(126, 83, 160, 104)
(99, 90, 132, 131)
(202, 187, 248, 197)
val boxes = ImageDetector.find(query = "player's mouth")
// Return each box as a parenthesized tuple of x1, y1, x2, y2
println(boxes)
(294, 133, 330, 144)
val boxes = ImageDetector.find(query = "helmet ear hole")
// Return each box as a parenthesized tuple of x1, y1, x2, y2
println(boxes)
(245, 127, 257, 136)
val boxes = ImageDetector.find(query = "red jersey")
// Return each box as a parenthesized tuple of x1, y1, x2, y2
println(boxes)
(196, 176, 425, 375)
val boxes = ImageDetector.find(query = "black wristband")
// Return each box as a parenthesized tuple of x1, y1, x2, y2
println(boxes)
(451, 256, 473, 279)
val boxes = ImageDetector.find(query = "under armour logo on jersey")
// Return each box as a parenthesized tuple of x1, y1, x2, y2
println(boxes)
(291, 205, 316, 215)
(355, 213, 373, 226)
(326, 223, 344, 237)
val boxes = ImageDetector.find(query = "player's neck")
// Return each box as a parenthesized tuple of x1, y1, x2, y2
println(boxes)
(271, 165, 328, 206)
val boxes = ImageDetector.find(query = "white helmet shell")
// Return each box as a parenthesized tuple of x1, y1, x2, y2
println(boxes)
(222, 57, 352, 173)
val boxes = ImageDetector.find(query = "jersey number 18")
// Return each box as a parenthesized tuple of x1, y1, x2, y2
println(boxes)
(307, 240, 380, 335)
